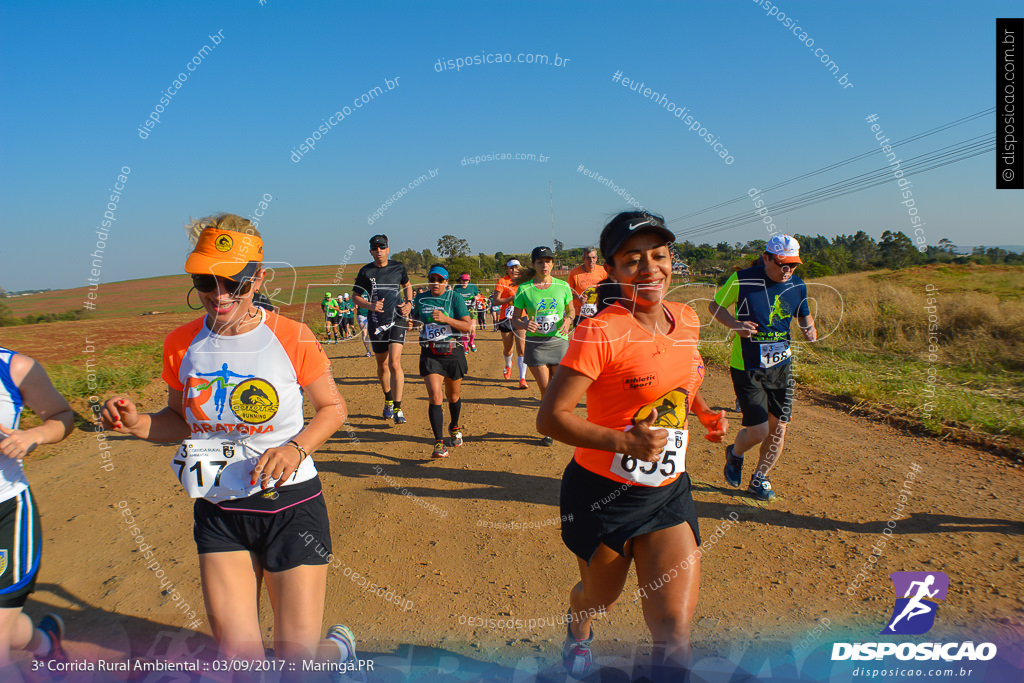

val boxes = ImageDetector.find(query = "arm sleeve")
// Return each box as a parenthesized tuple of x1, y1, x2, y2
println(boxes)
(713, 272, 740, 308)
(560, 319, 612, 381)
(352, 267, 370, 300)
(797, 282, 811, 317)
(293, 325, 331, 386)
(452, 292, 470, 318)
(513, 286, 528, 311)
(161, 334, 188, 391)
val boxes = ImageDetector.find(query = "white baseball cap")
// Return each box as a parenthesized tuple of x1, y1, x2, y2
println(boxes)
(766, 234, 802, 264)
(506, 259, 521, 268)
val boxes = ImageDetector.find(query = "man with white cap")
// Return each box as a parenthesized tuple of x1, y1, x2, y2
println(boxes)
(708, 235, 817, 502)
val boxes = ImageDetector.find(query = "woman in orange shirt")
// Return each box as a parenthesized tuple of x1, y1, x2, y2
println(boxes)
(538, 211, 728, 679)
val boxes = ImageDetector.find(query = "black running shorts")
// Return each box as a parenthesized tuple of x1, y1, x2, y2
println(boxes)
(560, 460, 700, 564)
(731, 362, 795, 427)
(419, 350, 468, 379)
(0, 488, 42, 608)
(193, 477, 332, 572)
(369, 319, 408, 354)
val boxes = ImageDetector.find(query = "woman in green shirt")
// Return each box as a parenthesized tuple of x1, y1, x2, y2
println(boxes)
(410, 265, 474, 458)
(513, 246, 575, 446)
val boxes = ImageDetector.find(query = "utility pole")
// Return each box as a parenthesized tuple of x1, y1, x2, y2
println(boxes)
(549, 180, 555, 265)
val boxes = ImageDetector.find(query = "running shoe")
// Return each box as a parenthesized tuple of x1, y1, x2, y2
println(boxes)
(749, 474, 776, 502)
(393, 409, 407, 425)
(365, 352, 372, 357)
(449, 426, 463, 447)
(503, 366, 512, 380)
(541, 436, 554, 447)
(561, 615, 595, 680)
(36, 613, 68, 666)
(382, 400, 394, 419)
(432, 440, 449, 458)
(326, 624, 363, 682)
(518, 378, 529, 390)
(470, 345, 477, 352)
(723, 444, 744, 488)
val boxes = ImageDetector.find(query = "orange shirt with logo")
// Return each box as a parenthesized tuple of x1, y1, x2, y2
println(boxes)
(560, 301, 705, 487)
(566, 265, 606, 318)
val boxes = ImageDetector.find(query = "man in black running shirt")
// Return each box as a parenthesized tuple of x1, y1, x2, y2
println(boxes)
(352, 234, 413, 424)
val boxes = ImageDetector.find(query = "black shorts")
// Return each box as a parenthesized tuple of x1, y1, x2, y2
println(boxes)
(560, 460, 700, 564)
(0, 488, 42, 608)
(327, 314, 341, 325)
(495, 319, 514, 333)
(731, 362, 795, 427)
(419, 349, 468, 379)
(193, 477, 332, 572)
(369, 319, 408, 354)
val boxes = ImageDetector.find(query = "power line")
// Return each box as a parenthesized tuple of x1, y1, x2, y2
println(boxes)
(667, 107, 993, 224)
(666, 110, 995, 243)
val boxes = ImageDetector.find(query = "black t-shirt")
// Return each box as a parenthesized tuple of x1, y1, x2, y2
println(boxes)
(352, 260, 410, 329)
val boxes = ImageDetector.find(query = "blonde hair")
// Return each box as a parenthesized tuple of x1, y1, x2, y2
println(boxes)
(185, 213, 261, 246)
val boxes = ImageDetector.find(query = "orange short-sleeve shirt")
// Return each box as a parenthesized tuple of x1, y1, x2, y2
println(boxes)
(561, 301, 705, 486)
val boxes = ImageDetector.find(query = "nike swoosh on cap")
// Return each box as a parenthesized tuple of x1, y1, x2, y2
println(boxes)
(628, 218, 653, 230)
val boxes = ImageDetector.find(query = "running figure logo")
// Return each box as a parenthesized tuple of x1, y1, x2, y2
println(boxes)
(767, 294, 792, 327)
(195, 363, 256, 420)
(881, 571, 949, 635)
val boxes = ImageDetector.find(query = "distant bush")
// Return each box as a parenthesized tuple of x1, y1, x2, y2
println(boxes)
(0, 308, 85, 327)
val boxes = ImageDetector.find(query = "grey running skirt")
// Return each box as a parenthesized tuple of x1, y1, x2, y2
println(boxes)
(524, 335, 568, 367)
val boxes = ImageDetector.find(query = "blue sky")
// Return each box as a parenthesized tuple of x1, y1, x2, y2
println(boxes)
(0, 0, 1018, 291)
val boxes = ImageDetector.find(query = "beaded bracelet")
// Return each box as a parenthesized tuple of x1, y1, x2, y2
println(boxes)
(288, 440, 308, 464)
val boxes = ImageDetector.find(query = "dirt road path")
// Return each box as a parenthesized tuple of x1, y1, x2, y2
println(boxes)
(14, 326, 1023, 681)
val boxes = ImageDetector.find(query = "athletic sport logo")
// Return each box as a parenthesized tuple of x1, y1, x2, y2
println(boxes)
(881, 571, 948, 635)
(0, 549, 6, 577)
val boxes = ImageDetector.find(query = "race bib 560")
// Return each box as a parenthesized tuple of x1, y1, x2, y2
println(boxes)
(421, 323, 453, 342)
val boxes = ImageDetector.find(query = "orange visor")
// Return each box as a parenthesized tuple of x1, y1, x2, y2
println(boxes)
(184, 228, 264, 280)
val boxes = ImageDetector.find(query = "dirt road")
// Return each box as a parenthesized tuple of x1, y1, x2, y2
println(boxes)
(12, 324, 1024, 681)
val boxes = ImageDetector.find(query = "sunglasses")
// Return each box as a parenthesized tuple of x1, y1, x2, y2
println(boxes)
(771, 257, 797, 272)
(428, 276, 447, 283)
(192, 274, 254, 296)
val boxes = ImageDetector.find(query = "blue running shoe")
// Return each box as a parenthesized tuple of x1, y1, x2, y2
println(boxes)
(382, 401, 394, 419)
(724, 444, 744, 488)
(36, 613, 68, 666)
(749, 474, 776, 502)
(393, 409, 406, 425)
(561, 615, 595, 680)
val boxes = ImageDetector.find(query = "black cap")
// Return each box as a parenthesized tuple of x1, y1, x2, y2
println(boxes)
(369, 234, 388, 248)
(600, 212, 674, 263)
(530, 246, 555, 262)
